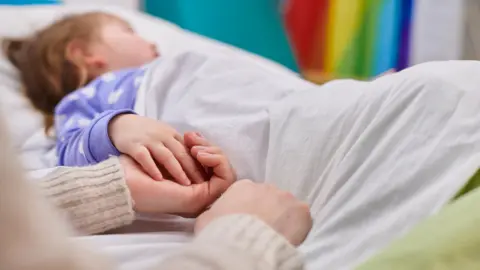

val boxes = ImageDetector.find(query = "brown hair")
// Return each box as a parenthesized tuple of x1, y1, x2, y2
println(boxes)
(3, 12, 126, 131)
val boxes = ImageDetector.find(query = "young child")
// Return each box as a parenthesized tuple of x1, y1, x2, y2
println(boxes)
(4, 12, 207, 185)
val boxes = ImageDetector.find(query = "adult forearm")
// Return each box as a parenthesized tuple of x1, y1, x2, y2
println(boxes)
(39, 157, 135, 235)
(158, 215, 304, 270)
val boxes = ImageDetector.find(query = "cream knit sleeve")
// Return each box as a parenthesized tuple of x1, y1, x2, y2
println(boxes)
(38, 157, 135, 235)
(159, 214, 304, 270)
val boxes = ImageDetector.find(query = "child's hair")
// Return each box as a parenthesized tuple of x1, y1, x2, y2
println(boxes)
(3, 12, 127, 131)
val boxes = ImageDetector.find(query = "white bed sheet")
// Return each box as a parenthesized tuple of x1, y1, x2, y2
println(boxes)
(79, 232, 191, 270)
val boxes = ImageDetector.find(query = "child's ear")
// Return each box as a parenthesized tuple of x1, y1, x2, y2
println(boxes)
(65, 39, 88, 64)
(84, 55, 107, 74)
(65, 39, 107, 72)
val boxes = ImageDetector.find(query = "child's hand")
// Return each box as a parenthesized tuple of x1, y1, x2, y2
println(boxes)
(184, 132, 237, 184)
(119, 133, 236, 216)
(109, 114, 206, 185)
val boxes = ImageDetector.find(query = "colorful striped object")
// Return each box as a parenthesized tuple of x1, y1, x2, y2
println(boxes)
(285, 0, 416, 80)
(397, 0, 414, 70)
(284, 0, 328, 71)
(325, 0, 366, 77)
(373, 0, 402, 76)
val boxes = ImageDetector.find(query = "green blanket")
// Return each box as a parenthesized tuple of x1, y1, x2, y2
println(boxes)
(454, 169, 480, 200)
(357, 170, 480, 269)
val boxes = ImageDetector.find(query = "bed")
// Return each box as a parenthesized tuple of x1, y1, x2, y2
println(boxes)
(0, 4, 299, 270)
(4, 4, 480, 270)
(0, 4, 296, 173)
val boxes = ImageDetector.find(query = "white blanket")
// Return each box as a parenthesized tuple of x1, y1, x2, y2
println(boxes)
(135, 52, 480, 269)
(136, 51, 315, 181)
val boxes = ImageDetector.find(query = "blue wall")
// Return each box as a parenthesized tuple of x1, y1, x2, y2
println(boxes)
(143, 0, 297, 71)
(0, 0, 58, 4)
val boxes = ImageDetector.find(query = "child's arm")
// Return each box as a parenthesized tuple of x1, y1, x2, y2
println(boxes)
(55, 91, 134, 167)
(55, 70, 139, 167)
(55, 70, 206, 184)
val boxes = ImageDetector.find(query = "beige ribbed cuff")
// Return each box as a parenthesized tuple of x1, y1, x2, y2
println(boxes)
(196, 214, 304, 270)
(39, 157, 135, 235)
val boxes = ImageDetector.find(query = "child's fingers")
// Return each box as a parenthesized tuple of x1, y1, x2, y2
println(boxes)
(149, 144, 191, 186)
(183, 132, 195, 148)
(184, 132, 211, 148)
(164, 138, 206, 184)
(130, 146, 164, 181)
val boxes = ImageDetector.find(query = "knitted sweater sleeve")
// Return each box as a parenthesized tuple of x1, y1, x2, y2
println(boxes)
(38, 157, 135, 235)
(158, 214, 304, 270)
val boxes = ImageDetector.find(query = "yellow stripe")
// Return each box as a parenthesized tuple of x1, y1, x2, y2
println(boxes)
(325, 0, 366, 73)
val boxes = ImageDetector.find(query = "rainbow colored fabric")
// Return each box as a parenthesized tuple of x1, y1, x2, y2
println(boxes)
(285, 0, 414, 79)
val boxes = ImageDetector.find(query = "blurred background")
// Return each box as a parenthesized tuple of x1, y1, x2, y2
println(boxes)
(2, 0, 477, 84)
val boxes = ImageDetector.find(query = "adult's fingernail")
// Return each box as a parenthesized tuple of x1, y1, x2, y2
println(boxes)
(195, 132, 204, 138)
(193, 146, 208, 151)
(198, 151, 211, 157)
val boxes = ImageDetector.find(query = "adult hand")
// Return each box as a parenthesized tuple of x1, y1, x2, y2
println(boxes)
(109, 114, 205, 185)
(185, 132, 236, 185)
(119, 132, 236, 216)
(195, 180, 312, 246)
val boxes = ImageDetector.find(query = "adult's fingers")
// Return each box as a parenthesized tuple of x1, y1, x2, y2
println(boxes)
(129, 146, 163, 181)
(164, 138, 206, 184)
(204, 167, 234, 205)
(190, 145, 222, 157)
(149, 144, 191, 186)
(196, 151, 233, 182)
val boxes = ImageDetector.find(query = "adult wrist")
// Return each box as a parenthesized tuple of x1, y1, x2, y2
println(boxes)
(40, 157, 135, 234)
(195, 214, 304, 269)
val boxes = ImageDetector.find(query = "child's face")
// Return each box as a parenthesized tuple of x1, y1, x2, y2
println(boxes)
(87, 20, 158, 74)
